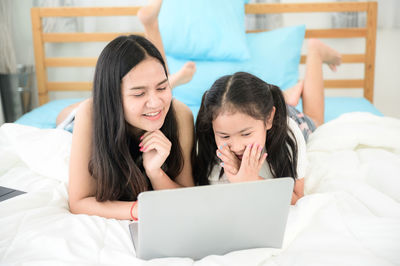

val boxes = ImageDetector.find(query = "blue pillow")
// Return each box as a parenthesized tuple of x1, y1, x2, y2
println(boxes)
(242, 25, 305, 90)
(15, 98, 83, 129)
(169, 25, 306, 118)
(159, 0, 250, 61)
(295, 97, 383, 122)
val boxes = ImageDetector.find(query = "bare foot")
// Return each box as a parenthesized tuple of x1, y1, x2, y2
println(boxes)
(137, 0, 162, 28)
(169, 61, 196, 89)
(308, 39, 342, 72)
(283, 80, 304, 107)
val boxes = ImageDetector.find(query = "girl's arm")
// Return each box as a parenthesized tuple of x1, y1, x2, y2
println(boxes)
(291, 178, 304, 205)
(68, 99, 136, 220)
(146, 99, 195, 189)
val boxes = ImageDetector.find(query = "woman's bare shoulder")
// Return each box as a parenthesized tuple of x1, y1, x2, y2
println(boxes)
(172, 99, 193, 123)
(172, 99, 194, 142)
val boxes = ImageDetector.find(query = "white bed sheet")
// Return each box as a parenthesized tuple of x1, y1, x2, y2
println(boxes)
(1, 112, 400, 266)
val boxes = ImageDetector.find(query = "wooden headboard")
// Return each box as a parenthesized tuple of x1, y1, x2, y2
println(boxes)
(31, 1, 377, 105)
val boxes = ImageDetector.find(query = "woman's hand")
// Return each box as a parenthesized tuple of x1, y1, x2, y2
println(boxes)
(139, 130, 171, 179)
(221, 143, 267, 183)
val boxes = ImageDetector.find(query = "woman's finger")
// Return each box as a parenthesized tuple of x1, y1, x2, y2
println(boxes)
(140, 131, 170, 150)
(141, 138, 171, 153)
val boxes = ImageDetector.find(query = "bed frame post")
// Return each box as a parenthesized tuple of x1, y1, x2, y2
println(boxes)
(364, 2, 377, 103)
(31, 8, 49, 105)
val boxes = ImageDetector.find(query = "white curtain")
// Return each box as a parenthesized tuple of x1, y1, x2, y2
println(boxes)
(0, 0, 17, 74)
(34, 0, 78, 32)
(247, 0, 399, 30)
(246, 0, 283, 30)
(331, 1, 366, 28)
(332, 0, 399, 29)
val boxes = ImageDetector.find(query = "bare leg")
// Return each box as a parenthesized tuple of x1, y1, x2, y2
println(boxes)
(137, 0, 166, 69)
(302, 39, 341, 127)
(56, 102, 81, 126)
(137, 0, 196, 88)
(283, 80, 304, 107)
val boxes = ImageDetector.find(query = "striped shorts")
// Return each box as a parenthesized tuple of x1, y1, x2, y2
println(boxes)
(287, 105, 316, 141)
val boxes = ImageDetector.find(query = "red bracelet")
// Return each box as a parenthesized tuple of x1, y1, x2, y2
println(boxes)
(130, 201, 138, 221)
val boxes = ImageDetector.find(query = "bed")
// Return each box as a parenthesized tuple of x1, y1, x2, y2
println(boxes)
(1, 1, 400, 265)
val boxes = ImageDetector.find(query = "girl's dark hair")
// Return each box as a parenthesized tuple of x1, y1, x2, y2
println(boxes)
(194, 72, 297, 185)
(89, 35, 183, 201)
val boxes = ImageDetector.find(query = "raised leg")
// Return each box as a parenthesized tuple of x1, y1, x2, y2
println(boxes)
(137, 0, 166, 69)
(302, 39, 341, 127)
(137, 0, 195, 88)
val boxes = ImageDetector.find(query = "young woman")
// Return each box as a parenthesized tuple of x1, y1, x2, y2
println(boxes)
(67, 0, 195, 220)
(193, 39, 341, 204)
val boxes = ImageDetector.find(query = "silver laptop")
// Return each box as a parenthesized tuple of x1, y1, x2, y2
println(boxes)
(129, 177, 294, 260)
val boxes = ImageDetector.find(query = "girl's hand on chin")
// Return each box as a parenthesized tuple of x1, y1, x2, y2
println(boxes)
(223, 143, 267, 183)
(139, 130, 171, 178)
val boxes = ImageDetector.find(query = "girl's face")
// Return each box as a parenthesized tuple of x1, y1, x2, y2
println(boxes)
(212, 109, 274, 160)
(121, 57, 171, 133)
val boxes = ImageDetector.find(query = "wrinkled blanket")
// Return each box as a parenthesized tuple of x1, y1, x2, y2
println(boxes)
(1, 112, 400, 265)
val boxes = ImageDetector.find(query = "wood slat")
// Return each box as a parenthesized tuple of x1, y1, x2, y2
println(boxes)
(300, 54, 365, 64)
(45, 54, 365, 68)
(245, 2, 369, 14)
(31, 8, 49, 105)
(364, 2, 377, 103)
(305, 28, 366, 38)
(37, 6, 140, 17)
(47, 82, 93, 91)
(43, 32, 144, 43)
(324, 79, 364, 88)
(246, 28, 367, 38)
(45, 57, 97, 67)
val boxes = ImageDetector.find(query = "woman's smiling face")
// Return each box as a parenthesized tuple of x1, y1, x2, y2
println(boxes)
(121, 57, 171, 132)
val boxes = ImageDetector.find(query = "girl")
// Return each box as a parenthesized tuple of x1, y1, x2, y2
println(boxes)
(194, 40, 341, 204)
(68, 0, 195, 220)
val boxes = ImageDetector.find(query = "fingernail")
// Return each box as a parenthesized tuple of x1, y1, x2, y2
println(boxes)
(223, 143, 227, 146)
(139, 142, 143, 147)
(219, 145, 223, 150)
(220, 162, 224, 166)
(140, 147, 143, 151)
(140, 135, 144, 140)
(217, 152, 221, 156)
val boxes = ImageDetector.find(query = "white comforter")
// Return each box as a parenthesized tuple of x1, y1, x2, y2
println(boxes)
(1, 112, 400, 266)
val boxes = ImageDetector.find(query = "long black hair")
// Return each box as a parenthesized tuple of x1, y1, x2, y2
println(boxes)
(194, 72, 297, 185)
(89, 35, 183, 201)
